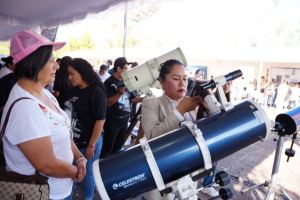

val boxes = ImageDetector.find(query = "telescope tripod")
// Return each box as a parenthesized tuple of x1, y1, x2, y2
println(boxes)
(125, 106, 144, 145)
(241, 129, 297, 200)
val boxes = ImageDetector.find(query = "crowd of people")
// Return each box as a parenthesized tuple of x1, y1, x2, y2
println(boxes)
(0, 30, 299, 200)
(231, 76, 300, 110)
(0, 30, 144, 200)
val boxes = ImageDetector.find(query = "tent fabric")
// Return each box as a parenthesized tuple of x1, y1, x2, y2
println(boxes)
(0, 0, 181, 42)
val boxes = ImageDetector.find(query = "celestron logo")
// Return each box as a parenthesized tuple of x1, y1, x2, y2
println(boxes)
(112, 173, 146, 190)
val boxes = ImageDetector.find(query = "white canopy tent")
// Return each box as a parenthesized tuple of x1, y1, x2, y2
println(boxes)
(0, 0, 180, 55)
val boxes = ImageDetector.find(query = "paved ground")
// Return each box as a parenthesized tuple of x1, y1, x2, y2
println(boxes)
(72, 106, 300, 200)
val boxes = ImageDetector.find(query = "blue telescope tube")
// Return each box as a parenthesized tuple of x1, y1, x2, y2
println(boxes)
(275, 106, 300, 135)
(93, 99, 271, 200)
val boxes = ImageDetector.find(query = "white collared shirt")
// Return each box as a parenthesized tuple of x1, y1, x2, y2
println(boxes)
(165, 95, 194, 122)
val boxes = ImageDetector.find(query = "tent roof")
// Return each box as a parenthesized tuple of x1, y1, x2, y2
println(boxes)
(62, 47, 300, 63)
(0, 0, 179, 42)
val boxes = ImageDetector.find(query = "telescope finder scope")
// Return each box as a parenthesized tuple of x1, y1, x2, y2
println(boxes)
(200, 69, 243, 91)
(224, 70, 243, 82)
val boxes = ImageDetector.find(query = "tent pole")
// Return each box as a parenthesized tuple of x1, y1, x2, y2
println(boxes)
(123, 2, 128, 57)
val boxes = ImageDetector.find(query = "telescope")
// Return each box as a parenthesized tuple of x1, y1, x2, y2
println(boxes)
(191, 70, 242, 115)
(93, 78, 271, 200)
(121, 47, 187, 97)
(242, 106, 300, 200)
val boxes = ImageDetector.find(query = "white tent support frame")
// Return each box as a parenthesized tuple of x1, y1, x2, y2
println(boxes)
(123, 2, 128, 57)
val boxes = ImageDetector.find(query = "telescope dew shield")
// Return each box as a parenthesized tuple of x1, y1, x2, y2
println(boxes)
(275, 106, 300, 135)
(93, 100, 271, 200)
(121, 47, 187, 92)
(224, 70, 243, 82)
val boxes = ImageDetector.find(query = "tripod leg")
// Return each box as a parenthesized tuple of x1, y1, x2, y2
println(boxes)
(265, 136, 284, 200)
(281, 189, 293, 200)
(135, 122, 144, 145)
(265, 188, 273, 200)
(241, 182, 266, 193)
(125, 106, 142, 145)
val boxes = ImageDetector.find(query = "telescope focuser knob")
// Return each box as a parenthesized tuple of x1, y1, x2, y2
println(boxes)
(208, 187, 233, 200)
(215, 171, 230, 186)
(286, 132, 297, 162)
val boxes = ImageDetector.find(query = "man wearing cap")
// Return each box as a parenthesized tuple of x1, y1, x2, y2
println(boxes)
(100, 57, 143, 158)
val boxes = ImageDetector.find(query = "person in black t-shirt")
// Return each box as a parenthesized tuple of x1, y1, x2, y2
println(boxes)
(64, 58, 107, 200)
(100, 57, 143, 158)
(0, 56, 17, 120)
(0, 73, 18, 120)
(53, 56, 73, 109)
(129, 62, 139, 122)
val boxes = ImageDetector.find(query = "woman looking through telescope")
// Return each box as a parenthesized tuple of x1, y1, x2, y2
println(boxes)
(141, 59, 218, 199)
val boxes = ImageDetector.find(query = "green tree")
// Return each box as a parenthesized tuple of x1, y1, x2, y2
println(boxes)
(55, 32, 97, 59)
(79, 32, 97, 50)
(0, 43, 10, 55)
(129, 4, 160, 22)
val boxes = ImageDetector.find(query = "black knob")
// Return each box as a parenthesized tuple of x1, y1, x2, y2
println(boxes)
(215, 171, 230, 186)
(285, 148, 295, 157)
(219, 187, 233, 199)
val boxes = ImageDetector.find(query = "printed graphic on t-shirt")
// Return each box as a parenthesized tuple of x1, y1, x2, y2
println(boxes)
(64, 97, 81, 138)
(38, 103, 70, 127)
(118, 91, 131, 113)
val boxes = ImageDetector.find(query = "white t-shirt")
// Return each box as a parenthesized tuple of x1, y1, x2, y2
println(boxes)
(0, 83, 73, 199)
(0, 66, 12, 79)
(98, 72, 110, 83)
(290, 87, 300, 101)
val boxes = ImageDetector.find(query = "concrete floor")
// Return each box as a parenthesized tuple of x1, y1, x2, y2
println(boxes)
(72, 106, 300, 200)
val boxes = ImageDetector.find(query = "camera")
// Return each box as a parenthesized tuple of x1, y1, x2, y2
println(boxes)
(111, 81, 126, 91)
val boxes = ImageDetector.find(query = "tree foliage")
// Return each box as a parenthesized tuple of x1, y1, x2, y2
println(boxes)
(55, 31, 96, 58)
(0, 43, 10, 55)
(103, 4, 159, 49)
(129, 4, 160, 22)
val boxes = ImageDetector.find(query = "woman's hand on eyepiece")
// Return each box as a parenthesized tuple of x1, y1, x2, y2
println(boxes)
(176, 95, 202, 115)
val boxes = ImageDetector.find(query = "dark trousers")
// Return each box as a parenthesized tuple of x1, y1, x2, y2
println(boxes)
(289, 100, 296, 109)
(100, 118, 128, 158)
(271, 91, 277, 108)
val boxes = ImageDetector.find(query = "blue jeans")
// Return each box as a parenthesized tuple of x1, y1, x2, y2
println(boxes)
(236, 89, 242, 101)
(263, 96, 269, 106)
(247, 93, 251, 99)
(271, 92, 277, 108)
(203, 162, 218, 187)
(65, 135, 103, 200)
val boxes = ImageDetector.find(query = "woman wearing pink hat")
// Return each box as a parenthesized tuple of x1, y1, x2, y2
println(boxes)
(0, 30, 86, 200)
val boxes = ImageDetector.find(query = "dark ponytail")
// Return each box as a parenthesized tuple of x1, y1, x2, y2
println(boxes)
(158, 59, 185, 81)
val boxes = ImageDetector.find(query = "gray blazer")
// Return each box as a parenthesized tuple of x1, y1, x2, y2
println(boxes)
(141, 93, 198, 200)
(142, 93, 197, 140)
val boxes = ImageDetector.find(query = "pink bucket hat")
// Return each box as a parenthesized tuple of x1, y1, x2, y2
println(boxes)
(10, 30, 66, 63)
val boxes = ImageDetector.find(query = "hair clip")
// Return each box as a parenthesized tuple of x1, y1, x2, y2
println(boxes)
(158, 62, 164, 72)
